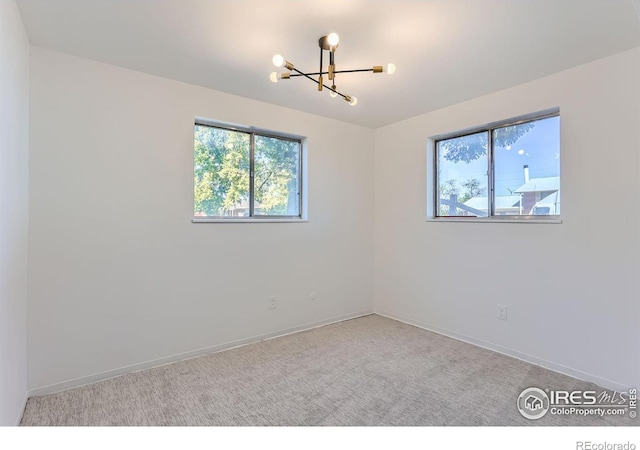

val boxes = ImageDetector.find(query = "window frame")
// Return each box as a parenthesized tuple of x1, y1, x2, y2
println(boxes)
(192, 119, 305, 222)
(428, 108, 561, 224)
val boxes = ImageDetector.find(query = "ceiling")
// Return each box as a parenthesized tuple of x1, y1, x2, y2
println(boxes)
(15, 0, 640, 128)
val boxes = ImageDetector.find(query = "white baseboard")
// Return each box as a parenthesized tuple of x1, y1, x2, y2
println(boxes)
(14, 392, 28, 426)
(375, 309, 630, 392)
(29, 309, 626, 399)
(29, 310, 374, 397)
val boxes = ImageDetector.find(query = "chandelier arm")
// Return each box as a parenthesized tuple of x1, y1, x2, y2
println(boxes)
(288, 68, 375, 77)
(329, 50, 335, 80)
(289, 72, 328, 77)
(290, 67, 349, 100)
(290, 67, 321, 85)
(333, 68, 375, 74)
(324, 85, 346, 99)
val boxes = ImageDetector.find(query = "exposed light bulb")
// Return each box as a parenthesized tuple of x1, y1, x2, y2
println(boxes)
(329, 85, 338, 98)
(269, 72, 279, 83)
(272, 54, 285, 67)
(386, 63, 396, 75)
(349, 96, 358, 106)
(327, 33, 340, 47)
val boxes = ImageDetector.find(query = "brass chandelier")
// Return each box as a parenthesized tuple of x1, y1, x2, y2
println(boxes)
(270, 32, 395, 106)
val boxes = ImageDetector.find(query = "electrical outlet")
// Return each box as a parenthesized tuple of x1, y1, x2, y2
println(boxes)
(310, 292, 317, 301)
(269, 295, 277, 309)
(497, 304, 508, 320)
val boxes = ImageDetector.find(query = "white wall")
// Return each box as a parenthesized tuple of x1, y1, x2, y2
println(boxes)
(27, 40, 639, 397)
(0, 0, 30, 426)
(28, 47, 374, 392)
(374, 48, 640, 391)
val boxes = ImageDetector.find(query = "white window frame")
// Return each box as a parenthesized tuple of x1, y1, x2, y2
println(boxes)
(427, 108, 561, 224)
(192, 118, 307, 223)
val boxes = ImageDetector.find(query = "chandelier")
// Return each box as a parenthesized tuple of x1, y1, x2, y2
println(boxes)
(270, 33, 395, 106)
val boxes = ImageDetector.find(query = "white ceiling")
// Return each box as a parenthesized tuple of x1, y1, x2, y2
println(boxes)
(15, 0, 640, 128)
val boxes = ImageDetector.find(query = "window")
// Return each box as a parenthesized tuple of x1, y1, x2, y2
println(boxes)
(193, 121, 303, 220)
(433, 110, 560, 220)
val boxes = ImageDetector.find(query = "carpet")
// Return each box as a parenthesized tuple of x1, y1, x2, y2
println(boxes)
(20, 314, 637, 426)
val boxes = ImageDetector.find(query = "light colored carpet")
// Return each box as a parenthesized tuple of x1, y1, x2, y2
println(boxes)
(20, 314, 637, 426)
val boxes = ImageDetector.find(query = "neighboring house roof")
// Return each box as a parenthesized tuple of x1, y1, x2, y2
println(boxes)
(464, 195, 521, 210)
(463, 197, 489, 210)
(536, 190, 560, 206)
(514, 176, 560, 193)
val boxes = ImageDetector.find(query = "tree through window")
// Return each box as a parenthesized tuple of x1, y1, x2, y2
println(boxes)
(194, 122, 302, 218)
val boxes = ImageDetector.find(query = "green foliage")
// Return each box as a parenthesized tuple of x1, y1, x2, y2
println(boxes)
(460, 178, 486, 203)
(439, 123, 535, 163)
(439, 177, 486, 203)
(194, 126, 248, 216)
(254, 136, 299, 215)
(218, 132, 250, 210)
(193, 126, 299, 216)
(440, 179, 459, 198)
(494, 123, 535, 148)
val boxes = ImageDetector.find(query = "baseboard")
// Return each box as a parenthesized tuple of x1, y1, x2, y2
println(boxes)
(30, 308, 626, 398)
(375, 310, 630, 392)
(29, 309, 374, 397)
(14, 392, 28, 426)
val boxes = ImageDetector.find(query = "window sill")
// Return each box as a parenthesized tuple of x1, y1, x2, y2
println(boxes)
(192, 218, 308, 224)
(426, 217, 562, 224)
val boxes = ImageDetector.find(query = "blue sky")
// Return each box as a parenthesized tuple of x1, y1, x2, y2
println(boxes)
(438, 116, 560, 198)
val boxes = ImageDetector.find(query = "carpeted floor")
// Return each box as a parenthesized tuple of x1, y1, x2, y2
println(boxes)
(20, 314, 637, 426)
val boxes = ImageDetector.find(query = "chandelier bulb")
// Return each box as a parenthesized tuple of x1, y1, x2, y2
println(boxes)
(386, 63, 396, 75)
(269, 72, 279, 83)
(344, 95, 357, 106)
(329, 85, 338, 98)
(272, 54, 285, 68)
(327, 33, 340, 47)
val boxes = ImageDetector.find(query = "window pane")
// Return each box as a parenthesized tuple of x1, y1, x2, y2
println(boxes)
(493, 116, 560, 216)
(194, 125, 250, 217)
(436, 132, 489, 217)
(254, 135, 300, 216)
